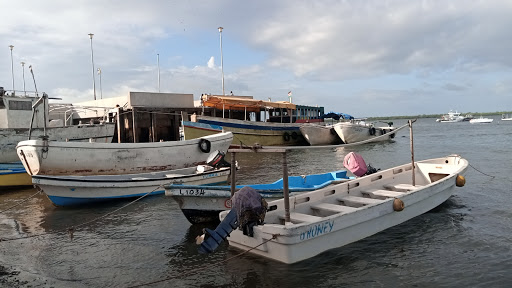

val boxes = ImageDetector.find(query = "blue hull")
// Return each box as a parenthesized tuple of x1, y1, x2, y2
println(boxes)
(47, 189, 166, 206)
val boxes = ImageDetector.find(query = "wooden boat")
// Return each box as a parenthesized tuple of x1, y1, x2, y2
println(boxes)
(165, 170, 353, 224)
(0, 167, 32, 188)
(0, 92, 115, 163)
(332, 120, 396, 144)
(16, 132, 233, 176)
(32, 165, 231, 206)
(201, 155, 468, 264)
(185, 116, 307, 147)
(299, 124, 343, 145)
(469, 117, 493, 124)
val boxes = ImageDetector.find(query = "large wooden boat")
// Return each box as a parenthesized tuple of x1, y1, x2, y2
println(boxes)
(332, 120, 396, 144)
(299, 123, 343, 145)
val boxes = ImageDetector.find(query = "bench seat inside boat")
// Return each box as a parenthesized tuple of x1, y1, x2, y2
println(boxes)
(311, 203, 358, 213)
(279, 212, 323, 223)
(362, 189, 405, 198)
(383, 183, 423, 192)
(339, 195, 385, 206)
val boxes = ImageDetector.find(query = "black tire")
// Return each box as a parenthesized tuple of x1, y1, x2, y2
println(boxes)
(291, 131, 298, 140)
(283, 132, 291, 142)
(199, 139, 211, 153)
(369, 127, 376, 136)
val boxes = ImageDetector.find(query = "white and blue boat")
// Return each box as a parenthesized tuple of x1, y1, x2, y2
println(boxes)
(32, 165, 231, 207)
(165, 170, 353, 224)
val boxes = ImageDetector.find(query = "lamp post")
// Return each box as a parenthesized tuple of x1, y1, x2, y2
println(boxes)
(21, 61, 26, 96)
(9, 45, 15, 94)
(157, 53, 160, 92)
(88, 33, 97, 100)
(218, 27, 225, 96)
(97, 68, 103, 99)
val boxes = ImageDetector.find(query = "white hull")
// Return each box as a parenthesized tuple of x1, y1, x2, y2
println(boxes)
(0, 124, 115, 163)
(469, 118, 493, 124)
(299, 124, 342, 145)
(33, 166, 231, 206)
(16, 132, 233, 176)
(332, 122, 395, 144)
(220, 155, 468, 264)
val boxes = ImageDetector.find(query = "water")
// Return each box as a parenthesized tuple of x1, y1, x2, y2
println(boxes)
(1, 117, 511, 287)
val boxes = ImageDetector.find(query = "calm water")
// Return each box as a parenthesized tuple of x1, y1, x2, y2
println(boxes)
(1, 117, 511, 287)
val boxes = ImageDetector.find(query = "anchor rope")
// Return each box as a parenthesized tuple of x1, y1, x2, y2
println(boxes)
(468, 163, 495, 179)
(0, 185, 163, 243)
(0, 189, 42, 214)
(127, 234, 279, 288)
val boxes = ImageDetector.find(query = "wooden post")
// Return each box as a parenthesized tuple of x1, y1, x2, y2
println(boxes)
(282, 151, 290, 222)
(230, 152, 237, 197)
(150, 112, 156, 142)
(409, 120, 415, 186)
(116, 107, 122, 143)
(132, 107, 138, 143)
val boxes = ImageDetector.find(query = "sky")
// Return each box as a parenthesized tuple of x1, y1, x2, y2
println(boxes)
(1, 0, 512, 117)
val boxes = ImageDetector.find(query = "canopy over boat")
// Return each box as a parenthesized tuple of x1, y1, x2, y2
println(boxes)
(201, 95, 296, 112)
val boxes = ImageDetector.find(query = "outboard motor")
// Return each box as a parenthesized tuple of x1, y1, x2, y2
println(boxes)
(206, 150, 230, 168)
(343, 152, 368, 177)
(198, 186, 267, 254)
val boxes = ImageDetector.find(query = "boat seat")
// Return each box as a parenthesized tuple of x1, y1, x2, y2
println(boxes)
(383, 183, 422, 192)
(311, 203, 358, 213)
(362, 189, 405, 198)
(280, 212, 323, 223)
(339, 195, 384, 205)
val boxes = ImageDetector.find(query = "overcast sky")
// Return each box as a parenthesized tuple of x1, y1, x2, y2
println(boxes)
(2, 0, 512, 117)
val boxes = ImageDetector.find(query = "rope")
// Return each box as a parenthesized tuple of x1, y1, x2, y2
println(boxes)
(0, 185, 163, 243)
(468, 163, 495, 178)
(127, 234, 279, 288)
(0, 189, 42, 214)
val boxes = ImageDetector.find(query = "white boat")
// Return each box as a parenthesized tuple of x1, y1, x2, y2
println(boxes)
(32, 164, 231, 206)
(0, 91, 115, 163)
(299, 124, 343, 145)
(202, 155, 468, 264)
(436, 110, 465, 123)
(501, 114, 512, 121)
(16, 132, 233, 176)
(469, 116, 493, 124)
(332, 120, 396, 144)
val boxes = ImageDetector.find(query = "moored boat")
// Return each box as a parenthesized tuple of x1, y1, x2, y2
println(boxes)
(332, 120, 396, 144)
(200, 154, 468, 264)
(0, 167, 32, 188)
(16, 132, 233, 176)
(299, 124, 343, 146)
(469, 116, 493, 124)
(33, 164, 231, 206)
(165, 170, 353, 224)
(436, 110, 465, 123)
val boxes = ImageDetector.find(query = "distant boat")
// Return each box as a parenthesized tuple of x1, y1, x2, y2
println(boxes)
(469, 116, 493, 124)
(16, 132, 233, 176)
(299, 123, 343, 146)
(200, 155, 469, 264)
(332, 120, 396, 144)
(502, 114, 512, 121)
(165, 170, 353, 224)
(436, 110, 464, 123)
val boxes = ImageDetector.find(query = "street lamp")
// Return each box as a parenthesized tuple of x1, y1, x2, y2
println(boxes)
(88, 33, 97, 100)
(9, 45, 14, 94)
(21, 61, 26, 96)
(97, 68, 103, 99)
(218, 27, 225, 96)
(157, 53, 160, 92)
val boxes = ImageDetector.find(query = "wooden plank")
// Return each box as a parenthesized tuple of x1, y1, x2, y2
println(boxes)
(339, 195, 384, 205)
(362, 189, 405, 198)
(383, 183, 422, 192)
(311, 203, 358, 213)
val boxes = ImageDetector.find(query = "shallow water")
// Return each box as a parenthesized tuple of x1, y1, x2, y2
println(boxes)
(1, 117, 511, 287)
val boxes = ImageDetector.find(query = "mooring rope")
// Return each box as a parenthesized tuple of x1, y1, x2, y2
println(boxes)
(127, 234, 279, 288)
(468, 163, 495, 179)
(0, 185, 163, 243)
(0, 189, 42, 214)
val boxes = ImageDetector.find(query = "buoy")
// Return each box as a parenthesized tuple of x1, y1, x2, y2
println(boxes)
(456, 175, 466, 187)
(393, 198, 404, 211)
